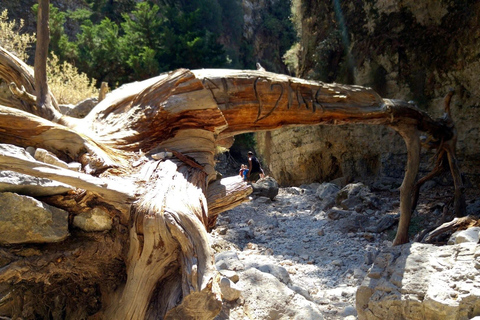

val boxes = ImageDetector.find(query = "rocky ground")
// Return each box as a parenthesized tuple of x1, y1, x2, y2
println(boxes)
(209, 178, 480, 320)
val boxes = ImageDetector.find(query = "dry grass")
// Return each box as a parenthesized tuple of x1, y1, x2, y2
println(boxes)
(47, 53, 98, 105)
(0, 9, 98, 105)
(0, 9, 36, 61)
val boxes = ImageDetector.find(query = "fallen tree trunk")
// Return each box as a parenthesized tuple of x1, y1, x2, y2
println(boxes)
(0, 49, 464, 318)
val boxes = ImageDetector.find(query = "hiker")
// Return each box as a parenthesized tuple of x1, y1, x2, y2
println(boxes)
(239, 164, 248, 181)
(247, 151, 263, 182)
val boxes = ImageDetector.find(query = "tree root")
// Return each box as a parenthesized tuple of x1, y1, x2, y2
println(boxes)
(418, 216, 480, 244)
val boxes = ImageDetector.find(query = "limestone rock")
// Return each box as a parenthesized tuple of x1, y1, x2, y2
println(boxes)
(327, 208, 350, 220)
(34, 148, 69, 169)
(219, 269, 240, 283)
(238, 268, 323, 320)
(316, 182, 340, 199)
(336, 183, 380, 210)
(73, 207, 113, 232)
(0, 192, 69, 244)
(365, 214, 398, 233)
(0, 170, 73, 197)
(255, 263, 291, 284)
(215, 251, 244, 271)
(251, 176, 279, 200)
(60, 97, 98, 118)
(448, 227, 480, 245)
(0, 143, 35, 161)
(219, 277, 241, 301)
(356, 242, 480, 320)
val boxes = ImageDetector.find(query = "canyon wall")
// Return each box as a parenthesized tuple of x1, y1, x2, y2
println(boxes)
(256, 0, 480, 187)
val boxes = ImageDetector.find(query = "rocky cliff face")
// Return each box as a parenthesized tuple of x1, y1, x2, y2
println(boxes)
(257, 0, 480, 187)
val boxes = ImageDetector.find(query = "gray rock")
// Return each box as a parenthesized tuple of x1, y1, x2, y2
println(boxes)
(331, 259, 343, 267)
(255, 263, 291, 284)
(341, 213, 370, 232)
(365, 214, 398, 233)
(0, 170, 73, 197)
(341, 305, 357, 317)
(60, 97, 98, 118)
(0, 144, 35, 160)
(0, 192, 69, 244)
(357, 242, 480, 320)
(73, 207, 113, 232)
(253, 196, 272, 204)
(327, 208, 351, 220)
(219, 277, 241, 301)
(238, 268, 323, 320)
(312, 196, 336, 212)
(316, 182, 340, 199)
(26, 146, 36, 157)
(285, 187, 304, 195)
(251, 176, 279, 200)
(336, 182, 380, 210)
(289, 284, 313, 301)
(215, 251, 244, 271)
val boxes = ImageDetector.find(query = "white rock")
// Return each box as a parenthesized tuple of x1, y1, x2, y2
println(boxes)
(219, 269, 240, 283)
(448, 227, 480, 244)
(219, 277, 241, 301)
(67, 162, 82, 172)
(34, 148, 69, 169)
(73, 207, 112, 232)
(151, 151, 173, 160)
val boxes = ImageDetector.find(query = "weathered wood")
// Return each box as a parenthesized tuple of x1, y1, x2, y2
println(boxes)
(420, 216, 480, 244)
(0, 146, 133, 221)
(98, 81, 109, 101)
(34, 0, 54, 120)
(411, 91, 466, 217)
(0, 49, 463, 319)
(391, 125, 421, 245)
(206, 175, 253, 231)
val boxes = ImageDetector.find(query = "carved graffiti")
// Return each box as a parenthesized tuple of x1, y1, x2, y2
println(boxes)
(202, 77, 230, 109)
(254, 77, 284, 122)
(255, 78, 325, 122)
(202, 76, 327, 122)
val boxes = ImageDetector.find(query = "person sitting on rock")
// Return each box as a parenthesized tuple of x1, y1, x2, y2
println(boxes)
(247, 151, 263, 182)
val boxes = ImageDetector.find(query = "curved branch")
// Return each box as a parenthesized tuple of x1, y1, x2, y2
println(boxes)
(9, 82, 36, 105)
(0, 46, 60, 119)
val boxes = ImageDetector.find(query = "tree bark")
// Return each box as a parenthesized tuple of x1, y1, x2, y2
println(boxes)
(0, 59, 463, 319)
(34, 0, 60, 121)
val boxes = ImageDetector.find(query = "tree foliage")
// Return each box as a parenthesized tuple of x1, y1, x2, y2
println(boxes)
(41, 1, 228, 87)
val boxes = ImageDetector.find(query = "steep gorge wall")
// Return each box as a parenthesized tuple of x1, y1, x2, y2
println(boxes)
(257, 0, 480, 187)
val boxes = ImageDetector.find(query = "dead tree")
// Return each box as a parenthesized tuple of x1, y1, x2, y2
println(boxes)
(0, 46, 464, 318)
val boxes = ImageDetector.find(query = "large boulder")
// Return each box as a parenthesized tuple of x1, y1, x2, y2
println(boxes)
(0, 192, 69, 244)
(336, 183, 380, 210)
(251, 176, 279, 200)
(237, 268, 323, 320)
(356, 242, 480, 320)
